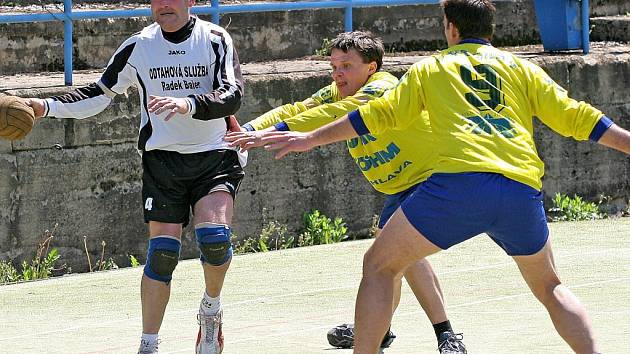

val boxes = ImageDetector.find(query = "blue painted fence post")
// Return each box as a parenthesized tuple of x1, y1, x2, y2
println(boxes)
(63, 0, 73, 85)
(582, 0, 589, 54)
(344, 0, 353, 32)
(211, 0, 220, 24)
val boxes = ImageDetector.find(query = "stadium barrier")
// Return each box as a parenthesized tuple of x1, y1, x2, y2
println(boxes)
(0, 0, 440, 85)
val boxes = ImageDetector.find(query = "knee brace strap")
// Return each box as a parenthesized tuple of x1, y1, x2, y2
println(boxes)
(144, 236, 181, 283)
(196, 223, 232, 266)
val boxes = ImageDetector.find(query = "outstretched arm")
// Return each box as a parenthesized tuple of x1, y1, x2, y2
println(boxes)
(597, 124, 630, 155)
(26, 36, 139, 120)
(260, 113, 360, 159)
(25, 82, 114, 120)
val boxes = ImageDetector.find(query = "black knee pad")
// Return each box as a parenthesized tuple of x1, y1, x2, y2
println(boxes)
(195, 223, 232, 266)
(144, 237, 181, 283)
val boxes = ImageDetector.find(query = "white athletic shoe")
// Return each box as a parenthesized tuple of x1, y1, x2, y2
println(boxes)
(195, 308, 224, 354)
(137, 338, 159, 354)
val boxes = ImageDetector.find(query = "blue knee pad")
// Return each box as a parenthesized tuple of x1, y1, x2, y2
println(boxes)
(196, 224, 233, 266)
(144, 237, 181, 283)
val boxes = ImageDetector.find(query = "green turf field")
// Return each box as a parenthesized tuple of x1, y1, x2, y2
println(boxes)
(0, 218, 628, 353)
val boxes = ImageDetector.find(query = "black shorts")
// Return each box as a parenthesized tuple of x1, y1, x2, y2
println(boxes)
(142, 149, 245, 226)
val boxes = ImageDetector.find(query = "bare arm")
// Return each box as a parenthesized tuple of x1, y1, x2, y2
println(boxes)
(598, 124, 630, 155)
(309, 114, 358, 146)
(261, 114, 359, 159)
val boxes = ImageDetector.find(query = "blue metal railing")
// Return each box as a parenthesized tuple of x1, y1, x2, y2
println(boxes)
(0, 0, 439, 85)
(581, 0, 590, 54)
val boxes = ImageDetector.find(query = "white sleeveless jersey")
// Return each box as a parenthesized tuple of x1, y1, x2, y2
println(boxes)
(44, 17, 245, 161)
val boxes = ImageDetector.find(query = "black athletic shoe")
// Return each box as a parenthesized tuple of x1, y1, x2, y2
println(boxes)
(437, 331, 467, 354)
(327, 323, 396, 349)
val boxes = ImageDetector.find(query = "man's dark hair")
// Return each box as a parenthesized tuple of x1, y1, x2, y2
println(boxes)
(328, 31, 385, 71)
(442, 0, 496, 40)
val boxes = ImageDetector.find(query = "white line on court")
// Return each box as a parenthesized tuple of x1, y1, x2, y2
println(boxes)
(396, 276, 630, 317)
(0, 248, 625, 343)
(160, 276, 630, 353)
(447, 310, 630, 314)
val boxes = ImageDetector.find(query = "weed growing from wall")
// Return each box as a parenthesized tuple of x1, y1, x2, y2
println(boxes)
(297, 209, 348, 246)
(314, 38, 332, 56)
(234, 209, 349, 254)
(0, 225, 64, 285)
(548, 193, 606, 221)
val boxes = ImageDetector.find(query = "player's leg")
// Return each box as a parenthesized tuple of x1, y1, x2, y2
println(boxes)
(194, 191, 234, 297)
(191, 149, 244, 354)
(138, 150, 189, 354)
(381, 185, 465, 352)
(512, 240, 599, 353)
(193, 191, 233, 354)
(354, 172, 506, 353)
(141, 222, 183, 333)
(330, 185, 465, 352)
(402, 256, 445, 321)
(382, 225, 465, 351)
(488, 175, 599, 353)
(354, 208, 442, 354)
(375, 230, 448, 325)
(402, 256, 466, 353)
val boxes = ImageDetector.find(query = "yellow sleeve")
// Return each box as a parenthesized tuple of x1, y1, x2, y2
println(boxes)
(246, 83, 337, 130)
(358, 64, 425, 135)
(525, 60, 603, 140)
(284, 78, 395, 132)
(247, 98, 320, 130)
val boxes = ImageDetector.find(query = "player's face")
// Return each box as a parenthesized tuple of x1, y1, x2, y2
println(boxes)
(330, 48, 377, 99)
(152, 0, 195, 32)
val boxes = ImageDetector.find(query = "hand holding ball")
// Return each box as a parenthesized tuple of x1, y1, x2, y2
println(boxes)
(0, 95, 36, 141)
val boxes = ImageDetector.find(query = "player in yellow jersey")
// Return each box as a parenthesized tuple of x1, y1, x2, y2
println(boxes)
(227, 31, 466, 353)
(234, 1, 630, 353)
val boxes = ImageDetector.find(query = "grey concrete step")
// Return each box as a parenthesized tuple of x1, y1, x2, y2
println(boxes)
(590, 0, 630, 16)
(1, 0, 629, 75)
(1, 0, 539, 75)
(591, 15, 630, 43)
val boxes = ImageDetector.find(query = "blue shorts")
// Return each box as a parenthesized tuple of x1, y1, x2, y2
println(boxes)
(400, 172, 549, 256)
(378, 184, 420, 229)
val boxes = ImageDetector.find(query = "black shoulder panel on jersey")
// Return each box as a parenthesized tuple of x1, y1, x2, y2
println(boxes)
(190, 36, 244, 121)
(101, 42, 137, 90)
(50, 83, 105, 103)
(211, 40, 222, 91)
(136, 72, 153, 151)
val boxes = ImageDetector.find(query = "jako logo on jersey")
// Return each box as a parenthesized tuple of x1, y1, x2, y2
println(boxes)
(145, 197, 153, 211)
(355, 142, 401, 171)
(168, 50, 186, 55)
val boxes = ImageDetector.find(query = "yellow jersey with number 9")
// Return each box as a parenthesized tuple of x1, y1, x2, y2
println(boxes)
(357, 43, 604, 190)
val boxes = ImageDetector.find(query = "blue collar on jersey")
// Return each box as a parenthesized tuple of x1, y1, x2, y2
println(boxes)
(459, 38, 492, 45)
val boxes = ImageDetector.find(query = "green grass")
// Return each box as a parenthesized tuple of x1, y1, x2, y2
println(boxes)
(0, 218, 628, 353)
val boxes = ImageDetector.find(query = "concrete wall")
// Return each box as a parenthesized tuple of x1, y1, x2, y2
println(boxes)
(3, 0, 629, 75)
(590, 0, 630, 16)
(0, 1, 540, 74)
(591, 16, 630, 43)
(1, 45, 629, 272)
